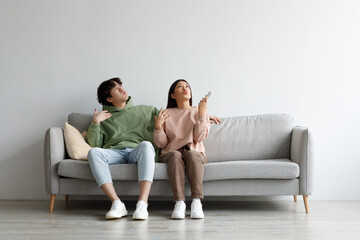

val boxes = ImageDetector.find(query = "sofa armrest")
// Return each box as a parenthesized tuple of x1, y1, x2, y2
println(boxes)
(44, 127, 66, 195)
(291, 126, 314, 195)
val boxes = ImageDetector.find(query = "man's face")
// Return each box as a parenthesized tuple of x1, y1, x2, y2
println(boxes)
(107, 82, 129, 105)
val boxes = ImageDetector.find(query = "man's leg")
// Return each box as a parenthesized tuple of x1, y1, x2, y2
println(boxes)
(139, 181, 152, 203)
(87, 147, 128, 219)
(101, 183, 120, 202)
(128, 141, 156, 202)
(128, 141, 155, 220)
(87, 147, 127, 189)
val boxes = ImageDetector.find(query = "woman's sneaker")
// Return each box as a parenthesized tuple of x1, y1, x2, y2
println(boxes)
(171, 201, 186, 219)
(105, 200, 128, 220)
(133, 201, 149, 220)
(190, 200, 204, 219)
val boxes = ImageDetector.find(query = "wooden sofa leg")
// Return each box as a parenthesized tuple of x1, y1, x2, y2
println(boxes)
(293, 195, 297, 202)
(49, 194, 56, 213)
(303, 195, 309, 214)
(65, 195, 69, 201)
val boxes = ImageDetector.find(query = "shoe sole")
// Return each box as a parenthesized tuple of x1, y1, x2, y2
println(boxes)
(132, 213, 148, 220)
(171, 214, 185, 219)
(106, 210, 128, 220)
(190, 214, 204, 219)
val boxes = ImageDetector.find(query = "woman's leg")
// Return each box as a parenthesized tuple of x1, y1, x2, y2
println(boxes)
(183, 150, 207, 199)
(184, 150, 207, 219)
(159, 151, 185, 201)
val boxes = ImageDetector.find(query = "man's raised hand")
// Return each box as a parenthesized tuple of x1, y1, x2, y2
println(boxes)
(92, 108, 112, 124)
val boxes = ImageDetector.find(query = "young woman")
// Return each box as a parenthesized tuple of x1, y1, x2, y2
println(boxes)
(153, 79, 210, 219)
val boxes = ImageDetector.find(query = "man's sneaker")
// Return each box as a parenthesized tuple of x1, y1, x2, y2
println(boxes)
(190, 200, 204, 219)
(171, 201, 186, 219)
(133, 201, 149, 220)
(105, 200, 128, 220)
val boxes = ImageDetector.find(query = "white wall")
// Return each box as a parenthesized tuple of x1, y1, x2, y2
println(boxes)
(1, 0, 359, 200)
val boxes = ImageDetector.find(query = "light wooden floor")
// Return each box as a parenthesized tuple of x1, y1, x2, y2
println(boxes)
(0, 199, 359, 240)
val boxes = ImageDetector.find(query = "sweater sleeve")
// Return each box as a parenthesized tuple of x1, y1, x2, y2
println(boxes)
(85, 122, 104, 148)
(193, 113, 210, 143)
(153, 129, 168, 148)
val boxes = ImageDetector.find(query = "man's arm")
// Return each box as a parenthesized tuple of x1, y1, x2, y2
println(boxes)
(85, 123, 104, 147)
(85, 108, 111, 147)
(209, 115, 222, 124)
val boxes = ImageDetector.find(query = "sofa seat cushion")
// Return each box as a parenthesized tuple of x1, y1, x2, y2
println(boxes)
(58, 159, 165, 181)
(58, 159, 299, 181)
(203, 159, 299, 181)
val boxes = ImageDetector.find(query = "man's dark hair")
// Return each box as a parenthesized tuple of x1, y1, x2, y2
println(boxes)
(166, 79, 192, 108)
(97, 77, 123, 106)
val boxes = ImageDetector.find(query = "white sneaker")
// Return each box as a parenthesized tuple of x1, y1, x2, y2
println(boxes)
(190, 200, 204, 219)
(171, 201, 186, 219)
(105, 200, 128, 220)
(133, 201, 149, 220)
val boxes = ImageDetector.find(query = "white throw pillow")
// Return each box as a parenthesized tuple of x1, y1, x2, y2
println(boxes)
(64, 122, 92, 160)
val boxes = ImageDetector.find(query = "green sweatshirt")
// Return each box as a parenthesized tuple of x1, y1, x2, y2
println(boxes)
(85, 97, 160, 160)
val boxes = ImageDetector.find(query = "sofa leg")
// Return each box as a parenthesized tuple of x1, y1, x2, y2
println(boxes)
(49, 194, 56, 213)
(65, 195, 69, 201)
(303, 195, 309, 214)
(293, 195, 297, 202)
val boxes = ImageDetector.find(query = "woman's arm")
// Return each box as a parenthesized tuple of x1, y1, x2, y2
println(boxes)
(194, 96, 210, 142)
(153, 129, 168, 148)
(193, 114, 210, 143)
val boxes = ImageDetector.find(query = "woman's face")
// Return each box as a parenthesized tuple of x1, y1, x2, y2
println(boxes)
(171, 81, 192, 102)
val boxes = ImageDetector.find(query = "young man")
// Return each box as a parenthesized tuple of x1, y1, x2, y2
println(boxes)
(86, 77, 159, 220)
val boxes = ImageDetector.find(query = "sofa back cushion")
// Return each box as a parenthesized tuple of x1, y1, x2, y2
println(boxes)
(204, 114, 293, 162)
(68, 113, 93, 133)
(68, 112, 293, 163)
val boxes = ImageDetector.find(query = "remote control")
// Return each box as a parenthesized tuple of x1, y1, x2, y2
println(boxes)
(205, 91, 212, 98)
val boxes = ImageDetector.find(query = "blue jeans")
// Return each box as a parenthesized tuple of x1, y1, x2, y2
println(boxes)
(87, 141, 155, 187)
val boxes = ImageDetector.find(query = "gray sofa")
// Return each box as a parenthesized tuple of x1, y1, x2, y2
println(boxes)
(44, 113, 313, 213)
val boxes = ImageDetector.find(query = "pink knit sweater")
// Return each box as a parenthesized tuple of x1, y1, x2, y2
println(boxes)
(153, 107, 210, 155)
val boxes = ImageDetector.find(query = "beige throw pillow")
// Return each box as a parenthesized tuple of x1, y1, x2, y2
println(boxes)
(64, 122, 92, 160)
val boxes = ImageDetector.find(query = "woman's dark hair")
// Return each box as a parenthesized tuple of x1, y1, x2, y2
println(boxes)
(166, 79, 192, 108)
(97, 77, 122, 106)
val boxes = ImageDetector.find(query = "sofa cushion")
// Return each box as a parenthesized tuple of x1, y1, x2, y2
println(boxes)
(58, 160, 169, 181)
(203, 159, 299, 181)
(68, 113, 93, 133)
(67, 113, 293, 163)
(64, 122, 92, 160)
(58, 159, 299, 181)
(204, 114, 293, 162)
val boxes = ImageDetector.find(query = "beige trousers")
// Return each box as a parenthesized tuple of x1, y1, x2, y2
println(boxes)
(159, 147, 207, 201)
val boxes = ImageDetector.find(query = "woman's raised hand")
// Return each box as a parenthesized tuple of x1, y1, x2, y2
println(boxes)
(154, 108, 170, 130)
(92, 108, 112, 124)
(198, 96, 208, 116)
